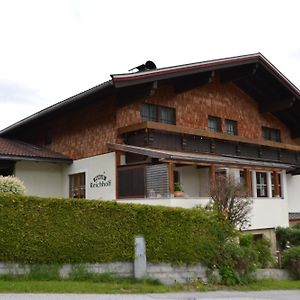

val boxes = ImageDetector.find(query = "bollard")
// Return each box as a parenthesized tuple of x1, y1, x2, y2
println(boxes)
(134, 235, 147, 279)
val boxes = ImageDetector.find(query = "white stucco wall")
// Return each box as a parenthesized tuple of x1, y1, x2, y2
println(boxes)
(119, 196, 289, 230)
(177, 166, 201, 197)
(15, 161, 64, 197)
(118, 197, 209, 209)
(62, 152, 116, 200)
(176, 165, 210, 197)
(286, 174, 300, 213)
(249, 197, 289, 230)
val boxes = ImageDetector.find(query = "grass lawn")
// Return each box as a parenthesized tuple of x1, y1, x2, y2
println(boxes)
(0, 279, 300, 293)
(0, 280, 182, 293)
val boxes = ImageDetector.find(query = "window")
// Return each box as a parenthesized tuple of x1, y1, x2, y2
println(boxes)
(225, 119, 237, 135)
(118, 165, 145, 198)
(141, 103, 175, 125)
(208, 116, 221, 132)
(262, 127, 281, 142)
(256, 172, 267, 197)
(69, 172, 86, 198)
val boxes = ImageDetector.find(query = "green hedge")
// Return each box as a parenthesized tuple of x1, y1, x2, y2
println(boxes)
(0, 194, 234, 264)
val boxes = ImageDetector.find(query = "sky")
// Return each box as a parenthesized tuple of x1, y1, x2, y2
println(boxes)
(0, 0, 300, 130)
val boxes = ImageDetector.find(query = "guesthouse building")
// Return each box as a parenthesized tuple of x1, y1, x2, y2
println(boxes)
(1, 53, 300, 247)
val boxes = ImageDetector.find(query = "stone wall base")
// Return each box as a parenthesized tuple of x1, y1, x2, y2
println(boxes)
(0, 262, 291, 285)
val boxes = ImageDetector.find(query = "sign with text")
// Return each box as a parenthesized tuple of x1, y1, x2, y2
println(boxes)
(90, 173, 111, 188)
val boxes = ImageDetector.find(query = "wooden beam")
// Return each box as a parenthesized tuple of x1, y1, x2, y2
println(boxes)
(209, 165, 216, 190)
(168, 163, 174, 195)
(273, 170, 280, 197)
(244, 168, 252, 196)
(260, 97, 296, 113)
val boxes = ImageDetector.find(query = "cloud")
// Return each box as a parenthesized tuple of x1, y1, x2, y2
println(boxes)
(0, 81, 41, 105)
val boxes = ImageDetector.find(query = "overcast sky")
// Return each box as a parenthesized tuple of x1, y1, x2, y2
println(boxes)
(0, 0, 299, 130)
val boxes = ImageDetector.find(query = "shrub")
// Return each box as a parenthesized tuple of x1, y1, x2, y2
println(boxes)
(221, 237, 257, 285)
(0, 194, 235, 265)
(0, 176, 26, 195)
(276, 226, 300, 251)
(253, 238, 274, 268)
(283, 246, 300, 279)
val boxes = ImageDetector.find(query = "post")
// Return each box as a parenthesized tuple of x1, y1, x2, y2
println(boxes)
(251, 170, 257, 198)
(134, 235, 146, 279)
(273, 170, 280, 198)
(244, 168, 252, 196)
(209, 165, 216, 191)
(168, 163, 174, 197)
(267, 172, 272, 198)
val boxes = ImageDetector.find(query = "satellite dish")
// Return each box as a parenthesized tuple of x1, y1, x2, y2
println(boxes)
(128, 61, 156, 72)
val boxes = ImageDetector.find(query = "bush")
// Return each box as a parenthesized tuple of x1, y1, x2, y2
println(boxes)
(253, 238, 274, 268)
(283, 246, 300, 279)
(215, 234, 273, 285)
(0, 176, 26, 195)
(0, 194, 235, 265)
(276, 226, 300, 251)
(217, 235, 257, 285)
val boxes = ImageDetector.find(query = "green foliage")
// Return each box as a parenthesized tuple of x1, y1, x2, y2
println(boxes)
(276, 226, 300, 251)
(283, 246, 300, 279)
(0, 194, 235, 265)
(174, 182, 183, 192)
(253, 238, 274, 268)
(0, 176, 26, 195)
(218, 238, 257, 285)
(215, 234, 273, 285)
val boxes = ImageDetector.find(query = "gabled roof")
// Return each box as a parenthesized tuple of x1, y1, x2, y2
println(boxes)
(1, 53, 300, 137)
(0, 137, 72, 163)
(111, 53, 300, 97)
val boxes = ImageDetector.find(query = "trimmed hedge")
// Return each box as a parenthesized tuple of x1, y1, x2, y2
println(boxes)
(0, 194, 235, 264)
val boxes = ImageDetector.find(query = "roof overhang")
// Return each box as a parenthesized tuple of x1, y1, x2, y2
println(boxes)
(0, 137, 73, 164)
(108, 143, 294, 170)
(0, 80, 113, 136)
(111, 53, 300, 97)
(0, 155, 72, 164)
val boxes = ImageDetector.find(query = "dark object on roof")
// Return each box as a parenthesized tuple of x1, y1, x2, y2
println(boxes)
(0, 137, 72, 163)
(128, 60, 157, 72)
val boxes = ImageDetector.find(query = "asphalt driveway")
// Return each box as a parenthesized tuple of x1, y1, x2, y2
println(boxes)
(0, 290, 300, 300)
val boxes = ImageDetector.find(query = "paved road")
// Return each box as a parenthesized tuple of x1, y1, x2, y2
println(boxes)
(0, 290, 299, 300)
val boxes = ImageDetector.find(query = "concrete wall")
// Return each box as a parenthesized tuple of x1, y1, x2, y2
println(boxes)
(62, 152, 116, 200)
(0, 262, 291, 285)
(15, 161, 63, 198)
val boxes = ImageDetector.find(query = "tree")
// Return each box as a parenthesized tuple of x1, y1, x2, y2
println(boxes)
(208, 175, 253, 230)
